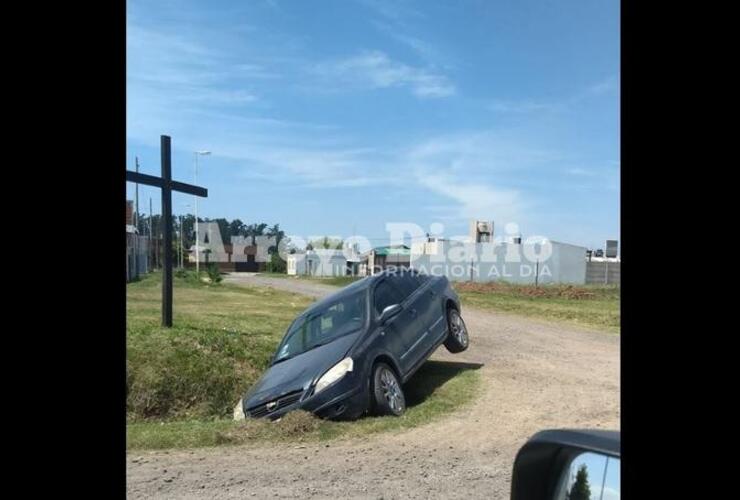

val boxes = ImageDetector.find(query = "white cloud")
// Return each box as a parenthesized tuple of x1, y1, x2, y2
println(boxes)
(414, 172, 525, 226)
(357, 0, 424, 23)
(314, 50, 455, 98)
(489, 99, 564, 114)
(588, 75, 619, 95)
(401, 131, 553, 226)
(565, 167, 596, 177)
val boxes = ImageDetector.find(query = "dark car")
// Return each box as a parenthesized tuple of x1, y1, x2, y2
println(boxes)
(241, 268, 469, 420)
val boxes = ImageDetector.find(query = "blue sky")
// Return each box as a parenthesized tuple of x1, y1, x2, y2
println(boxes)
(127, 0, 619, 249)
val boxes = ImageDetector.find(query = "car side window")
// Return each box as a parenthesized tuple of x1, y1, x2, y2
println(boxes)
(415, 272, 430, 285)
(387, 273, 418, 301)
(409, 270, 429, 289)
(374, 280, 404, 316)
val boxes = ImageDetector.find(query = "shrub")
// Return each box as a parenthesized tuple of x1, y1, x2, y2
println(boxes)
(207, 263, 222, 283)
(266, 252, 286, 273)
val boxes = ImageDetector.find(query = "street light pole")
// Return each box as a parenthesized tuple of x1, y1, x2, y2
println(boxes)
(179, 214, 183, 269)
(193, 150, 211, 275)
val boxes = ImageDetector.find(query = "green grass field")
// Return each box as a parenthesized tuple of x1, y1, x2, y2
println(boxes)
(127, 271, 481, 449)
(453, 282, 620, 333)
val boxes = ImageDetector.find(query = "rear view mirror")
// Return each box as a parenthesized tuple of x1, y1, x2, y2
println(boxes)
(379, 304, 402, 323)
(510, 429, 620, 500)
(553, 451, 620, 500)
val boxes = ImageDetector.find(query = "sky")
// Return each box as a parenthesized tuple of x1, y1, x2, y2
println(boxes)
(126, 0, 619, 250)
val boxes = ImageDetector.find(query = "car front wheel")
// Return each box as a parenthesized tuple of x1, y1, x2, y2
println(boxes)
(444, 308, 469, 353)
(372, 363, 406, 416)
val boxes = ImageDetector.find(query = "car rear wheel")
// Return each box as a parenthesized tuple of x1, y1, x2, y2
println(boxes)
(444, 308, 469, 353)
(372, 363, 406, 416)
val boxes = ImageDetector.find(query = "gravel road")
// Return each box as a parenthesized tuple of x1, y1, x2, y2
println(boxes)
(222, 273, 339, 300)
(128, 274, 619, 499)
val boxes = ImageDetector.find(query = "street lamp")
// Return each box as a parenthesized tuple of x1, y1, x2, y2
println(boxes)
(180, 203, 191, 269)
(193, 150, 211, 274)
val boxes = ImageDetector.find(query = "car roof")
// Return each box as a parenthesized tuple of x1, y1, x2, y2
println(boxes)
(300, 269, 419, 315)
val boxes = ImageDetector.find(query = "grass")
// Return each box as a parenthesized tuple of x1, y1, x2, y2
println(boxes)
(127, 271, 313, 421)
(127, 360, 482, 450)
(127, 271, 482, 450)
(453, 282, 620, 333)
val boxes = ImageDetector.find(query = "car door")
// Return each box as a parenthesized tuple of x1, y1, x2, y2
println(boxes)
(414, 273, 448, 348)
(372, 279, 410, 366)
(385, 273, 431, 374)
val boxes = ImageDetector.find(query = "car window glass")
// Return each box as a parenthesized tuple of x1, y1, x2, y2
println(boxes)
(374, 280, 403, 316)
(276, 290, 367, 362)
(387, 273, 416, 300)
(409, 270, 428, 289)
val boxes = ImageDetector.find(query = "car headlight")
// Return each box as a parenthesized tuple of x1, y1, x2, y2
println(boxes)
(314, 357, 353, 395)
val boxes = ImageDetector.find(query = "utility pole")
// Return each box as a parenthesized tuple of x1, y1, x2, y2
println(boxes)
(134, 156, 140, 273)
(135, 157, 140, 230)
(193, 150, 211, 275)
(179, 214, 184, 269)
(149, 197, 154, 268)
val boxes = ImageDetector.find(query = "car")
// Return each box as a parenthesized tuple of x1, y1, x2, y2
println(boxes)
(241, 268, 470, 420)
(510, 429, 620, 500)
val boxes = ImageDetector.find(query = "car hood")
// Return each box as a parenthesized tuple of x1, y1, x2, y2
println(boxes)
(243, 330, 361, 408)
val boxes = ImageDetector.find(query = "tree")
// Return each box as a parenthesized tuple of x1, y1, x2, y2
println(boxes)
(266, 223, 285, 254)
(567, 464, 592, 500)
(228, 219, 245, 239)
(308, 236, 343, 250)
(213, 218, 230, 244)
(244, 223, 268, 237)
(266, 252, 286, 273)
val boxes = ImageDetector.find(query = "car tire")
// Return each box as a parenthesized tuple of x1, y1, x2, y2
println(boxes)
(371, 363, 406, 416)
(444, 307, 469, 353)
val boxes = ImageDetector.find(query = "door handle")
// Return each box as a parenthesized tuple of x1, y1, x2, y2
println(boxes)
(429, 290, 437, 296)
(409, 308, 417, 316)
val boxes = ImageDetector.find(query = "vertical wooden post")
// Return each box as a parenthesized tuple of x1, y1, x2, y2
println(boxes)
(161, 135, 173, 327)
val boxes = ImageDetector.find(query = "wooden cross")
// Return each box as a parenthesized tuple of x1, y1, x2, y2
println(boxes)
(126, 135, 208, 327)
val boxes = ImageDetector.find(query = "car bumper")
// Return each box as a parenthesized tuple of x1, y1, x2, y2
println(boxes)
(244, 373, 368, 421)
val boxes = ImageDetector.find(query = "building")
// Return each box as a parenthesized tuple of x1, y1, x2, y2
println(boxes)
(408, 238, 587, 284)
(186, 225, 271, 272)
(125, 200, 148, 282)
(359, 245, 411, 275)
(287, 246, 362, 277)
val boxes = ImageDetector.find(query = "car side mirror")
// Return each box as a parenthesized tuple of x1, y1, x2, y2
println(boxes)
(510, 429, 620, 500)
(379, 304, 402, 324)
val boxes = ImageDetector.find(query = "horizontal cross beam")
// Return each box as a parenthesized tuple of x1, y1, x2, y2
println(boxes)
(126, 170, 208, 197)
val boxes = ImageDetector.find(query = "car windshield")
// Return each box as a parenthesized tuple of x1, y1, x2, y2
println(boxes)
(273, 290, 367, 363)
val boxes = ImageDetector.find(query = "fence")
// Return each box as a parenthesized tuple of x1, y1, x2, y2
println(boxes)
(585, 261, 620, 285)
(126, 234, 149, 282)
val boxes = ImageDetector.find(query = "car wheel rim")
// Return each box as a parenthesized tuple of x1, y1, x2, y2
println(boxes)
(380, 369, 403, 413)
(450, 311, 468, 346)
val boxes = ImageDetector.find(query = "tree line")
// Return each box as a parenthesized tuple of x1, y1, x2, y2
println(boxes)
(135, 214, 286, 250)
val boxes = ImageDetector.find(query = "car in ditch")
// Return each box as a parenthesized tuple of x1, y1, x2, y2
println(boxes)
(241, 268, 470, 420)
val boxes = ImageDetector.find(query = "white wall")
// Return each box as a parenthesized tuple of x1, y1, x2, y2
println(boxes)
(287, 254, 306, 275)
(289, 251, 347, 277)
(409, 240, 587, 284)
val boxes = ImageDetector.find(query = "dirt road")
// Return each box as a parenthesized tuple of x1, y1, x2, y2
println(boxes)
(222, 273, 339, 300)
(128, 274, 619, 499)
